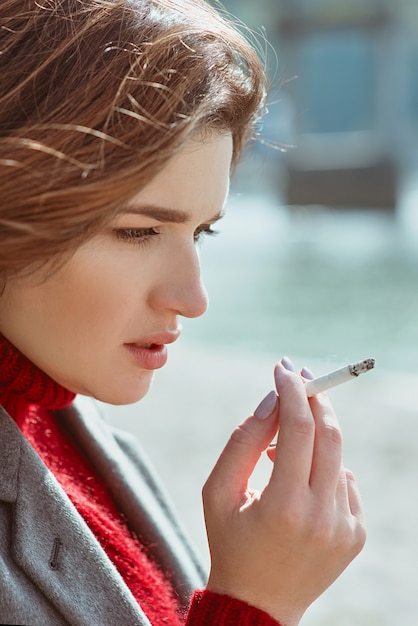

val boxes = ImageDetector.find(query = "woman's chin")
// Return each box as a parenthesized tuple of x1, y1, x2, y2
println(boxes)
(87, 374, 154, 406)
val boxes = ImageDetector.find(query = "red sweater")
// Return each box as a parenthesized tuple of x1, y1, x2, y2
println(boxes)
(0, 334, 280, 625)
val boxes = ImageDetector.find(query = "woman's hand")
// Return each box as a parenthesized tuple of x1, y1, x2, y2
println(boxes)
(203, 357, 366, 626)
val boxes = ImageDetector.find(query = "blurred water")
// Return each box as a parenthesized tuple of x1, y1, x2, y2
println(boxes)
(186, 190, 418, 374)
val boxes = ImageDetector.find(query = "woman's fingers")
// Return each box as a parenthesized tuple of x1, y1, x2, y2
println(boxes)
(308, 393, 343, 499)
(203, 392, 278, 507)
(345, 469, 366, 524)
(271, 360, 345, 505)
(269, 360, 315, 490)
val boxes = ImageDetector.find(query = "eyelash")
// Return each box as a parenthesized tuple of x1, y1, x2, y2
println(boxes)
(114, 227, 159, 245)
(114, 225, 219, 246)
(193, 224, 219, 243)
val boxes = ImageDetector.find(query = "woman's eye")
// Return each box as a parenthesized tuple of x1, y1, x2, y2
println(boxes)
(113, 227, 159, 245)
(194, 224, 219, 243)
(113, 224, 219, 246)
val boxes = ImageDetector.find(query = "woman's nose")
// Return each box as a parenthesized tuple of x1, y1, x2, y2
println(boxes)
(148, 245, 209, 319)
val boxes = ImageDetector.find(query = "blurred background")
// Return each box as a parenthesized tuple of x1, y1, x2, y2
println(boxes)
(106, 2, 418, 624)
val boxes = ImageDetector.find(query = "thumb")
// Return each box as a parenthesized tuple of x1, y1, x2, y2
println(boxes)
(204, 392, 278, 505)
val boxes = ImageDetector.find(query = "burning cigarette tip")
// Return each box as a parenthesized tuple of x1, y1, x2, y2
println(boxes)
(349, 358, 375, 376)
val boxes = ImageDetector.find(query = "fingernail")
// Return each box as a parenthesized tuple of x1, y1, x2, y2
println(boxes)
(301, 366, 315, 380)
(254, 390, 277, 420)
(281, 356, 296, 372)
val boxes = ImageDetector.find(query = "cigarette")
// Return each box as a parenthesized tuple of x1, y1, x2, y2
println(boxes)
(267, 358, 376, 450)
(304, 358, 375, 397)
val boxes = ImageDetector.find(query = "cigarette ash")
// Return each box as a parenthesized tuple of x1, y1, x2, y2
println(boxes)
(349, 358, 375, 377)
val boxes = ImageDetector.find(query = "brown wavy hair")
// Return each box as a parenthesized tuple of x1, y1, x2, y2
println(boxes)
(0, 0, 267, 282)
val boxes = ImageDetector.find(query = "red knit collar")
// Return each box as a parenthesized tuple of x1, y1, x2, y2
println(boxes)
(0, 333, 75, 409)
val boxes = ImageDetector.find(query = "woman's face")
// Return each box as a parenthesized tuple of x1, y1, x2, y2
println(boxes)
(0, 133, 233, 404)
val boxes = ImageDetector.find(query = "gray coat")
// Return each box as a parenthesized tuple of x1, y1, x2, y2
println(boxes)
(0, 396, 205, 625)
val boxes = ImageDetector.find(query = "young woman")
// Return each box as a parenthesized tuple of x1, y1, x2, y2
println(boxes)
(0, 1, 366, 624)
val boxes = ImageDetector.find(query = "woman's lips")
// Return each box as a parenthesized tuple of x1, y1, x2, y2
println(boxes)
(124, 342, 168, 370)
(124, 330, 180, 370)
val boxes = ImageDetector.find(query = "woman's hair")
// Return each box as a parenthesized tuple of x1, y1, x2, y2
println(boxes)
(0, 0, 266, 281)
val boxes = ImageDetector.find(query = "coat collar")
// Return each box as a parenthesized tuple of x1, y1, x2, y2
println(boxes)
(0, 405, 151, 625)
(0, 406, 21, 503)
(57, 395, 205, 605)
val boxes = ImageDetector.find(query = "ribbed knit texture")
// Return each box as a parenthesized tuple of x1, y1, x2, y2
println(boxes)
(187, 591, 282, 625)
(0, 335, 75, 409)
(0, 332, 281, 625)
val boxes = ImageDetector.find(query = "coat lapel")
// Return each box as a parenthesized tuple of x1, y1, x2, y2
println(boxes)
(0, 406, 151, 626)
(56, 396, 206, 608)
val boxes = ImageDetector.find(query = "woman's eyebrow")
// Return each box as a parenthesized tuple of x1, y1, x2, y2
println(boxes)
(124, 204, 224, 224)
